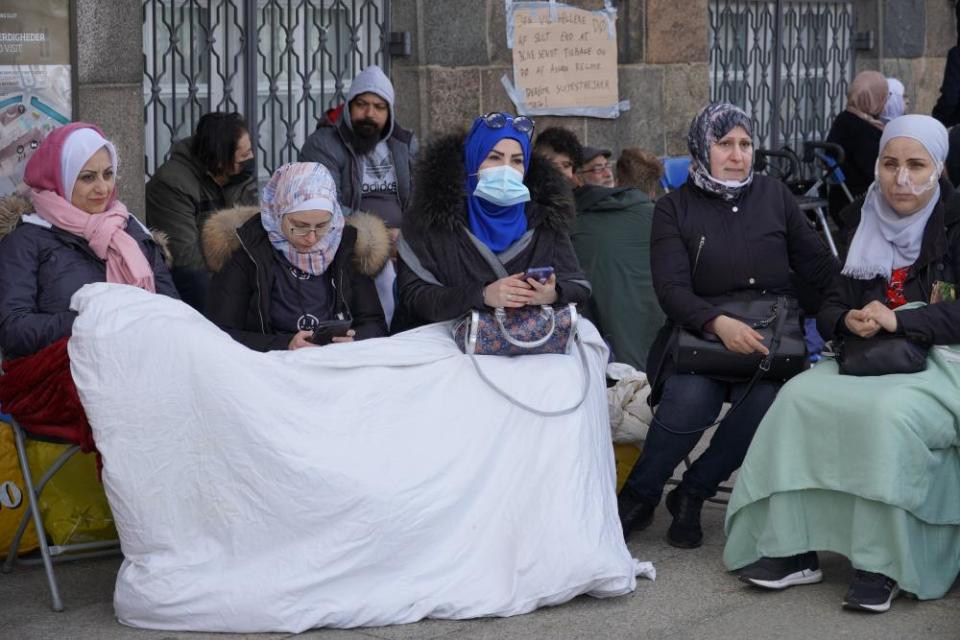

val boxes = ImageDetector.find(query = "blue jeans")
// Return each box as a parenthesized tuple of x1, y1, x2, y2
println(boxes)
(621, 373, 781, 503)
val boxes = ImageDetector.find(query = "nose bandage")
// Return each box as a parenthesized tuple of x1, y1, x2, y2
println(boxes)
(876, 160, 942, 196)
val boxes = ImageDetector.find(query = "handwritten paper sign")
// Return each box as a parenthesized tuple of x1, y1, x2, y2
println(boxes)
(510, 4, 618, 114)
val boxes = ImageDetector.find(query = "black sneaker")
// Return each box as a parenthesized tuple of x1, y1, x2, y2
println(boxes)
(617, 492, 655, 541)
(842, 570, 900, 613)
(665, 487, 703, 548)
(739, 551, 823, 589)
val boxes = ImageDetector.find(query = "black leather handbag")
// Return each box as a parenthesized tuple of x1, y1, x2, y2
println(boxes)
(674, 294, 807, 382)
(836, 334, 929, 376)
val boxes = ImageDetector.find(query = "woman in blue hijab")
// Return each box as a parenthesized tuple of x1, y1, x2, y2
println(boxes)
(393, 112, 590, 331)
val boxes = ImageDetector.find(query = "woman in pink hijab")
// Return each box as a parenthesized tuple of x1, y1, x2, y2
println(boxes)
(826, 71, 890, 219)
(0, 122, 179, 359)
(0, 123, 178, 449)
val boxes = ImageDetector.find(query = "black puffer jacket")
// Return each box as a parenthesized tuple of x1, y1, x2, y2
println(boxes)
(646, 175, 839, 398)
(0, 195, 179, 360)
(203, 207, 389, 351)
(819, 184, 960, 344)
(394, 133, 591, 332)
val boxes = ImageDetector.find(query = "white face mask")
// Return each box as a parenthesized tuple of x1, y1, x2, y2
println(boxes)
(708, 174, 752, 189)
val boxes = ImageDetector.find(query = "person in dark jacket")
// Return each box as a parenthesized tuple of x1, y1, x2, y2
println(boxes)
(146, 112, 258, 311)
(573, 172, 664, 370)
(299, 66, 419, 328)
(826, 71, 888, 220)
(204, 162, 388, 352)
(394, 113, 590, 331)
(0, 122, 179, 361)
(932, 3, 960, 128)
(729, 115, 959, 613)
(617, 103, 838, 549)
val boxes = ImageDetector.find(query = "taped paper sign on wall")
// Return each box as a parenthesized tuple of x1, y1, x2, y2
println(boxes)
(502, 0, 627, 118)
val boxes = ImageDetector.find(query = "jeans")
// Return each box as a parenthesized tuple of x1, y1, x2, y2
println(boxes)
(621, 373, 781, 503)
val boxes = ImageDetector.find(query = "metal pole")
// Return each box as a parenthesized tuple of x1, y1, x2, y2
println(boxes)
(771, 0, 784, 149)
(243, 0, 259, 154)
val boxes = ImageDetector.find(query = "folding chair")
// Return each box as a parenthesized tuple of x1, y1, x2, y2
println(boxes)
(0, 357, 121, 612)
(659, 156, 691, 193)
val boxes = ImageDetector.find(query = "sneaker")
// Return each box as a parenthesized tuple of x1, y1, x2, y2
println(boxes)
(842, 570, 900, 613)
(739, 551, 823, 590)
(617, 492, 656, 541)
(665, 487, 704, 548)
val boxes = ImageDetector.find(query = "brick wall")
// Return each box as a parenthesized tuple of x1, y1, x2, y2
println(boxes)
(390, 0, 710, 156)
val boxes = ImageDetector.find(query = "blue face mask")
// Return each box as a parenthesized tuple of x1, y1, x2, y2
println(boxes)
(473, 165, 531, 207)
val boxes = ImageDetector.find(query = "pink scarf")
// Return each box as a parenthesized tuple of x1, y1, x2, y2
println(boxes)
(30, 189, 156, 293)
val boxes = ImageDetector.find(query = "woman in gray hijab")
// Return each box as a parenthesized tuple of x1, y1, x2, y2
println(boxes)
(726, 115, 960, 613)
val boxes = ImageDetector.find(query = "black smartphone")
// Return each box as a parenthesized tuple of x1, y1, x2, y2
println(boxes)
(524, 266, 555, 284)
(310, 318, 353, 345)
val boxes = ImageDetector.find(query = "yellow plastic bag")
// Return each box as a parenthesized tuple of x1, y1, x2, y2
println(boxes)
(25, 440, 116, 546)
(0, 421, 40, 556)
(614, 443, 642, 493)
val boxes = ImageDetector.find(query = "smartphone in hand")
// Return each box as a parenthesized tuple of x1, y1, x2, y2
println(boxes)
(523, 266, 555, 284)
(310, 319, 353, 345)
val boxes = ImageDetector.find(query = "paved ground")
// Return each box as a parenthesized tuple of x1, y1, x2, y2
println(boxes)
(4, 500, 959, 640)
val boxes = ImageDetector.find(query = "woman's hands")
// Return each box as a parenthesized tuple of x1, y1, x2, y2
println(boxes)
(331, 329, 356, 344)
(710, 315, 770, 355)
(844, 301, 897, 337)
(289, 330, 317, 350)
(483, 273, 559, 308)
(288, 328, 357, 349)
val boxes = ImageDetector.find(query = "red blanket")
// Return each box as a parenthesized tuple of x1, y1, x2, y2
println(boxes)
(0, 337, 95, 452)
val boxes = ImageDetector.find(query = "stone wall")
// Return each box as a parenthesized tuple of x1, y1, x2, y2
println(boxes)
(854, 0, 956, 117)
(75, 0, 145, 216)
(390, 0, 710, 156)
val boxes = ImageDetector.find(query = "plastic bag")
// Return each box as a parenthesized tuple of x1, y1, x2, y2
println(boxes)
(0, 421, 40, 556)
(25, 440, 116, 546)
(614, 443, 642, 493)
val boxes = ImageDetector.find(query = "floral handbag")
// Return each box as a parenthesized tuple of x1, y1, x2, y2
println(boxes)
(453, 303, 590, 416)
(453, 304, 578, 356)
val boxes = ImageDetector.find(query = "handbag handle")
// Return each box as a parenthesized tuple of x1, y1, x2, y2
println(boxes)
(467, 332, 591, 417)
(493, 305, 556, 349)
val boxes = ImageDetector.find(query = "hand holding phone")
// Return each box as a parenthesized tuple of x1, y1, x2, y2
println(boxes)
(524, 266, 555, 285)
(310, 318, 354, 345)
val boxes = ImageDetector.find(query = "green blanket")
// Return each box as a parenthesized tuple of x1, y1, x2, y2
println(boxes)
(724, 347, 960, 599)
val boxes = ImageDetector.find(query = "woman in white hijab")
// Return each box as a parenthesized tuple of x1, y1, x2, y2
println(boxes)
(724, 115, 960, 613)
(880, 78, 907, 123)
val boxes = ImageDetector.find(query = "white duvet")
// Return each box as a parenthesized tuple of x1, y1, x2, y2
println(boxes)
(68, 283, 647, 633)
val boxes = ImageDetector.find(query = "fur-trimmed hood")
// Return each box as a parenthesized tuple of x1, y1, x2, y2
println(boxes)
(0, 193, 173, 267)
(404, 132, 576, 235)
(202, 205, 391, 276)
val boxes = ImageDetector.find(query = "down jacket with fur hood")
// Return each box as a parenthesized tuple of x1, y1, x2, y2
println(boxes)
(394, 132, 591, 331)
(0, 194, 179, 360)
(203, 206, 390, 351)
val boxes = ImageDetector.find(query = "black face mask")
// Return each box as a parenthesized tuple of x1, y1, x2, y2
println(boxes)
(237, 157, 257, 177)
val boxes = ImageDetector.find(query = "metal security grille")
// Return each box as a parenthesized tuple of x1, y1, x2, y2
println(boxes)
(709, 0, 854, 154)
(143, 0, 389, 180)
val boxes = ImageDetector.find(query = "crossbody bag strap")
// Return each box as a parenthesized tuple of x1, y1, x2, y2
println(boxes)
(650, 296, 789, 436)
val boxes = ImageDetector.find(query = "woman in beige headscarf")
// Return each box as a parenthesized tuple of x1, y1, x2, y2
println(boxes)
(827, 70, 889, 220)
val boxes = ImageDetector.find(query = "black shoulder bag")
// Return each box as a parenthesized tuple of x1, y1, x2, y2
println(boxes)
(652, 294, 807, 435)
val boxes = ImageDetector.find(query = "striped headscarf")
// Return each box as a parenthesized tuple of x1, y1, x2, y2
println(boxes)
(260, 162, 345, 276)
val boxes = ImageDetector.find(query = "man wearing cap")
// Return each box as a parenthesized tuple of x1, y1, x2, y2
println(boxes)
(299, 65, 418, 327)
(578, 146, 616, 188)
(534, 127, 663, 370)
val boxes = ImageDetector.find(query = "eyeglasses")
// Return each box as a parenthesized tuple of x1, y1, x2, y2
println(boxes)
(287, 223, 329, 237)
(478, 112, 535, 137)
(578, 162, 615, 176)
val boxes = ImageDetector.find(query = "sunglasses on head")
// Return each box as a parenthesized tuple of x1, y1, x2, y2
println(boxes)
(478, 112, 535, 137)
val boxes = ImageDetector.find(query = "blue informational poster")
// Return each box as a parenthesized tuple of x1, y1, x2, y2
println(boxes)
(0, 1, 72, 196)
